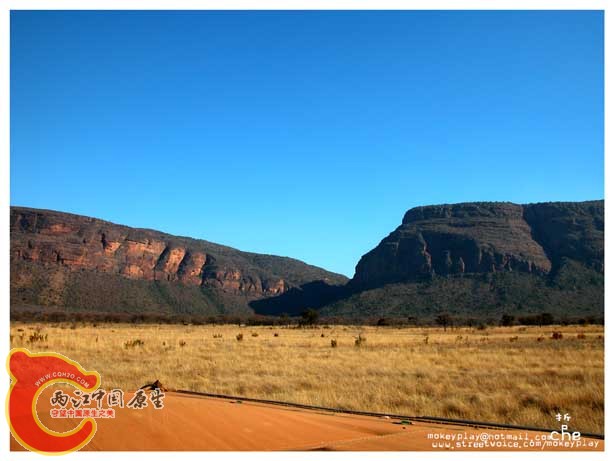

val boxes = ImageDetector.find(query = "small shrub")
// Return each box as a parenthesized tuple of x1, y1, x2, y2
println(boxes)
(236, 333, 244, 342)
(251, 332, 259, 337)
(273, 333, 279, 337)
(577, 333, 586, 340)
(509, 336, 519, 342)
(551, 331, 563, 340)
(213, 334, 222, 339)
(330, 339, 338, 348)
(124, 339, 144, 349)
(537, 336, 545, 342)
(179, 340, 187, 347)
(321, 333, 325, 338)
(28, 332, 48, 343)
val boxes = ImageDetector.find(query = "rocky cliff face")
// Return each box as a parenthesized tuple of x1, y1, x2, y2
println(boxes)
(10, 207, 347, 314)
(352, 201, 603, 287)
(313, 200, 604, 320)
(523, 201, 604, 273)
(10, 201, 604, 320)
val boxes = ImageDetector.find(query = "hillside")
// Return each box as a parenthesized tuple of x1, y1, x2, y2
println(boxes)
(10, 207, 347, 316)
(10, 201, 604, 322)
(318, 200, 604, 321)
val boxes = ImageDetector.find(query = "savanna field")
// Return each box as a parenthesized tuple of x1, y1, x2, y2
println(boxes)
(10, 322, 604, 434)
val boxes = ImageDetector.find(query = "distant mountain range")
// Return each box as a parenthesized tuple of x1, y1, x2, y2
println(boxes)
(10, 200, 604, 322)
(10, 207, 347, 316)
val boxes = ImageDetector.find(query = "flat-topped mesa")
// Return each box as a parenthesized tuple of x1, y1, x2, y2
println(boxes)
(352, 201, 605, 287)
(10, 207, 342, 301)
(402, 201, 524, 223)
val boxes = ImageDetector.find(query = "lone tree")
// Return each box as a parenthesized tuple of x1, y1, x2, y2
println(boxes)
(300, 308, 319, 327)
(377, 317, 391, 327)
(435, 313, 452, 332)
(538, 312, 554, 327)
(500, 314, 516, 327)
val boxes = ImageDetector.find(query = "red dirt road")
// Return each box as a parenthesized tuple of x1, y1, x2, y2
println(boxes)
(10, 391, 603, 451)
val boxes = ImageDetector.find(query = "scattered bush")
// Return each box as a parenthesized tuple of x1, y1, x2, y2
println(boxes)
(435, 314, 452, 332)
(299, 309, 319, 327)
(518, 312, 555, 326)
(124, 339, 144, 349)
(577, 333, 586, 340)
(236, 333, 244, 342)
(10, 309, 304, 326)
(179, 340, 187, 347)
(377, 317, 391, 326)
(500, 314, 516, 327)
(330, 339, 338, 348)
(251, 332, 259, 337)
(551, 331, 564, 340)
(28, 331, 47, 343)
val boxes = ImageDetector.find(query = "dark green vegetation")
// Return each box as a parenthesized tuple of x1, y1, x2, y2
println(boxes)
(11, 259, 257, 316)
(11, 200, 603, 323)
(319, 261, 603, 322)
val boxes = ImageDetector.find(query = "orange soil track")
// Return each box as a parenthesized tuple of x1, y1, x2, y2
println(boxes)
(11, 391, 603, 451)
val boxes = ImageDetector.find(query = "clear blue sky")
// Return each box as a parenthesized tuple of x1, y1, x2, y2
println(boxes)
(10, 11, 603, 277)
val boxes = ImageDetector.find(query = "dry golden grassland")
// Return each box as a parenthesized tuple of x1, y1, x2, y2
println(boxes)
(10, 322, 604, 434)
